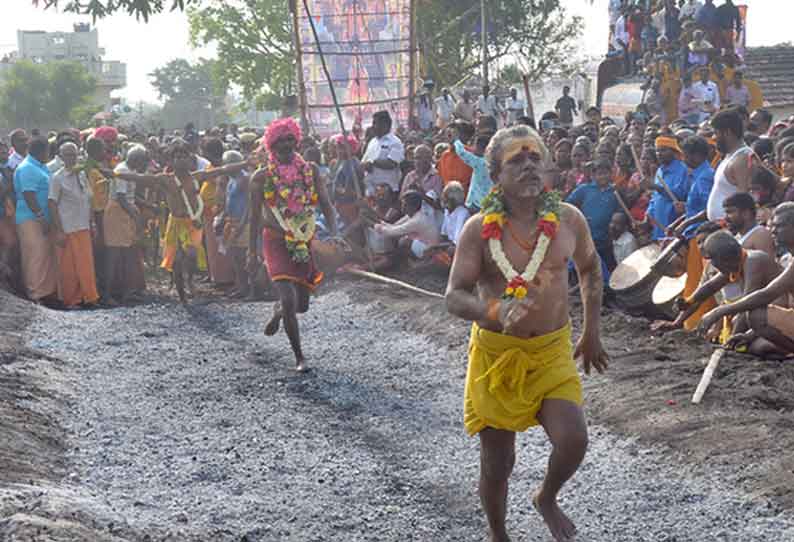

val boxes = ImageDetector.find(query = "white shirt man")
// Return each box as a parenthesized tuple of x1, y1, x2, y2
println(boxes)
(362, 132, 405, 194)
(477, 94, 500, 119)
(435, 93, 455, 128)
(679, 0, 702, 20)
(614, 13, 629, 49)
(505, 94, 526, 125)
(692, 76, 721, 122)
(608, 0, 623, 25)
(375, 201, 441, 258)
(441, 205, 471, 246)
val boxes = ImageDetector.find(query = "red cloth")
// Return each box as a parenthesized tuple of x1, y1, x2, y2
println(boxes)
(262, 228, 323, 291)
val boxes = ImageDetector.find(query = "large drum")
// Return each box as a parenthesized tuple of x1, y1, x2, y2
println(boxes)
(652, 273, 688, 320)
(609, 244, 669, 318)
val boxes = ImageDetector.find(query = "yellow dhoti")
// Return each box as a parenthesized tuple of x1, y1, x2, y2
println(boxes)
(160, 216, 207, 273)
(464, 322, 583, 436)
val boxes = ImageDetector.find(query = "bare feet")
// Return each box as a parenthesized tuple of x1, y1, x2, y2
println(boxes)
(293, 359, 309, 373)
(264, 305, 282, 336)
(533, 491, 576, 542)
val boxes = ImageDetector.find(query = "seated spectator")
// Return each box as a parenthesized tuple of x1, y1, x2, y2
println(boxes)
(610, 212, 638, 264)
(687, 30, 713, 67)
(437, 121, 474, 196)
(723, 192, 776, 259)
(778, 142, 794, 203)
(679, 0, 702, 22)
(678, 72, 700, 126)
(430, 181, 471, 268)
(725, 71, 751, 109)
(698, 204, 794, 357)
(440, 181, 470, 249)
(692, 67, 721, 122)
(400, 144, 442, 199)
(374, 190, 441, 260)
(750, 167, 780, 225)
(566, 157, 622, 274)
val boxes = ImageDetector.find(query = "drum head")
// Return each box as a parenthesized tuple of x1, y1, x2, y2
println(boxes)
(652, 273, 688, 305)
(609, 244, 663, 291)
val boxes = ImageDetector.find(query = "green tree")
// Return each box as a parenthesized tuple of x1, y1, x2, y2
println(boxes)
(0, 60, 97, 129)
(418, 0, 583, 87)
(187, 0, 292, 108)
(149, 58, 229, 130)
(47, 61, 98, 123)
(149, 58, 226, 102)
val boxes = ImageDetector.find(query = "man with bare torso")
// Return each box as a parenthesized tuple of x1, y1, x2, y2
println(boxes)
(664, 227, 780, 346)
(699, 203, 794, 357)
(446, 125, 608, 542)
(248, 118, 338, 373)
(109, 139, 249, 302)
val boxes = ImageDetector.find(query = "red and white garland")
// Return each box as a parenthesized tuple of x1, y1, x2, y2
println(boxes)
(480, 187, 562, 299)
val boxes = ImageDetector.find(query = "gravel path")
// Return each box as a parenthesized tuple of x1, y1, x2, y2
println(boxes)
(26, 289, 794, 541)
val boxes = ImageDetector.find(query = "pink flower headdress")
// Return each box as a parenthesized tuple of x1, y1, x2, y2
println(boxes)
(331, 133, 360, 154)
(263, 118, 302, 156)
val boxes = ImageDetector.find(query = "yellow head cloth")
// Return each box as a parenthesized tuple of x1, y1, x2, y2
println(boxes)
(655, 135, 682, 156)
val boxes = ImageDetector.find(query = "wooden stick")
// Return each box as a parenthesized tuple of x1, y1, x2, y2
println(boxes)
(344, 268, 445, 300)
(692, 348, 727, 404)
(614, 189, 639, 229)
(630, 143, 679, 203)
(657, 173, 681, 204)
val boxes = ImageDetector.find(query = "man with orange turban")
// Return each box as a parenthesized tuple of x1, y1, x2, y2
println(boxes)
(646, 135, 691, 240)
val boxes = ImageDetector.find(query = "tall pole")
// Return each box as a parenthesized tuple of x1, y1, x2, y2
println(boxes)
(301, 0, 346, 135)
(408, 0, 416, 129)
(290, 0, 309, 130)
(481, 0, 488, 85)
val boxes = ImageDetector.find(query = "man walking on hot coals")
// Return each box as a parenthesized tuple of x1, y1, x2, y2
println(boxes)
(446, 125, 608, 542)
(248, 118, 339, 373)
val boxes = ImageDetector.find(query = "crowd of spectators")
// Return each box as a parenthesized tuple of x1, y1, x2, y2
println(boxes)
(0, 62, 792, 355)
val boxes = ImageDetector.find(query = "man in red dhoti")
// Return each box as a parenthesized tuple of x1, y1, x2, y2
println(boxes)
(249, 118, 338, 372)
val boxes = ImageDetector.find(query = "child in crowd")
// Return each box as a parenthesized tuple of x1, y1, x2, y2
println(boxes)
(566, 158, 622, 276)
(609, 212, 638, 265)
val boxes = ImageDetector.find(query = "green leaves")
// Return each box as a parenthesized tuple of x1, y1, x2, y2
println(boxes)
(417, 0, 583, 87)
(0, 60, 98, 129)
(149, 58, 226, 102)
(188, 0, 293, 108)
(34, 0, 197, 21)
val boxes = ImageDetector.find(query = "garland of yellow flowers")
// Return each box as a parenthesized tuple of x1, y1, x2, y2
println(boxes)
(480, 187, 562, 299)
(261, 154, 319, 263)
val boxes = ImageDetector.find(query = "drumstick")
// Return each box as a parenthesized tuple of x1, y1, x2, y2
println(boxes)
(657, 173, 682, 204)
(629, 143, 677, 201)
(614, 189, 639, 229)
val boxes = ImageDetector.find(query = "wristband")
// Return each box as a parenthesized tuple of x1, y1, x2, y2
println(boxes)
(486, 299, 501, 323)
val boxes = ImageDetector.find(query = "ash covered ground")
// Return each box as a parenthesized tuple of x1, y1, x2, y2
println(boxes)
(2, 278, 794, 541)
